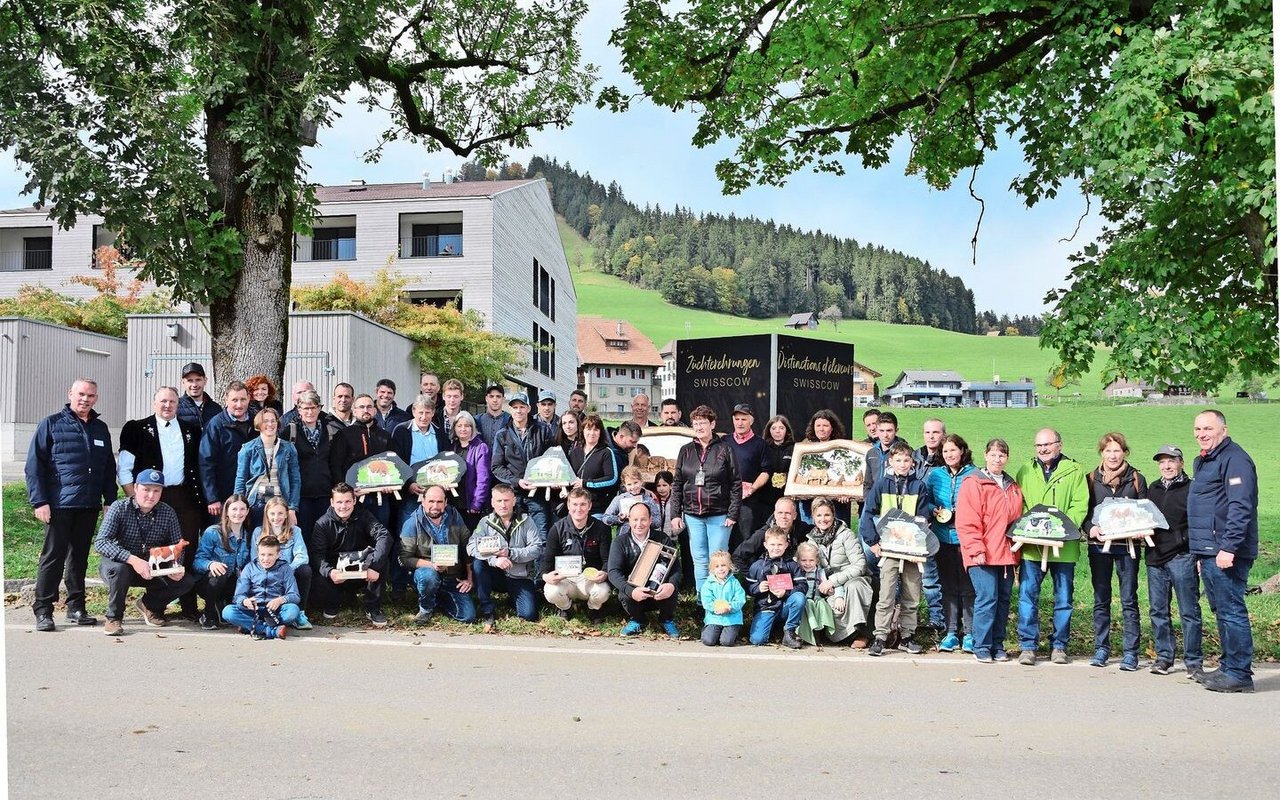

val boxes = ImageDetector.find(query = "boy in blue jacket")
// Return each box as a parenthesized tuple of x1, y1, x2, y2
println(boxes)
(746, 527, 807, 648)
(222, 536, 302, 639)
(860, 442, 935, 656)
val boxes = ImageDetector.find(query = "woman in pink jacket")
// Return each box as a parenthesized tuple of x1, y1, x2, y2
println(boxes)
(956, 438, 1024, 664)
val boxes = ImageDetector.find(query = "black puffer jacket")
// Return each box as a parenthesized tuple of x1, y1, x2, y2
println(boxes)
(671, 437, 742, 521)
(1146, 473, 1191, 567)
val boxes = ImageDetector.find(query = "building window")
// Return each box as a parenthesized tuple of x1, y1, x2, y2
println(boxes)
(310, 227, 356, 261)
(598, 386, 609, 399)
(22, 237, 52, 271)
(616, 404, 626, 414)
(532, 323, 555, 379)
(616, 387, 625, 396)
(408, 223, 463, 257)
(533, 259, 556, 321)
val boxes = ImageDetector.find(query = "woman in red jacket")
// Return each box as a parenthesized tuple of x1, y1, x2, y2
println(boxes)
(956, 438, 1024, 663)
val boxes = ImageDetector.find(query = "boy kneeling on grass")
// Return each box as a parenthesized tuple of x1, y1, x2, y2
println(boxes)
(222, 536, 301, 639)
(747, 526, 807, 649)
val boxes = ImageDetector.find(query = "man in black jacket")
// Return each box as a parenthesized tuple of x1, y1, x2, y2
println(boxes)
(311, 483, 392, 626)
(1145, 445, 1202, 678)
(541, 488, 612, 623)
(118, 386, 205, 617)
(491, 393, 554, 538)
(176, 362, 221, 433)
(731, 497, 808, 576)
(608, 502, 682, 638)
(330, 393, 394, 528)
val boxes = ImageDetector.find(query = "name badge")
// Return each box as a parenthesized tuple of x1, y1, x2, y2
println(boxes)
(93, 439, 106, 447)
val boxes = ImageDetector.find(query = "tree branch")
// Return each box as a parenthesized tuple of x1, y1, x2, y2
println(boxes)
(882, 7, 1051, 35)
(687, 0, 793, 101)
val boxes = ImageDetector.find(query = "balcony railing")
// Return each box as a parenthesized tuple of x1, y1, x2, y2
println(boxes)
(400, 235, 463, 258)
(296, 237, 356, 262)
(0, 249, 52, 271)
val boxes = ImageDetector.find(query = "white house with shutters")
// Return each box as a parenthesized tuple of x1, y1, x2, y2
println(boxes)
(0, 178, 577, 398)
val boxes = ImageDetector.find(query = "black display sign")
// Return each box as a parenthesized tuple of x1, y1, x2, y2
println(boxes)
(674, 333, 855, 435)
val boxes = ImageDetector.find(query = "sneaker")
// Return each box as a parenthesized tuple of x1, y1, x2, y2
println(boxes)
(135, 598, 166, 628)
(868, 638, 886, 657)
(780, 629, 801, 649)
(620, 620, 644, 637)
(104, 618, 124, 636)
(661, 620, 680, 639)
(1119, 653, 1139, 672)
(1051, 648, 1068, 665)
(295, 614, 313, 630)
(322, 608, 339, 620)
(1150, 659, 1173, 675)
(273, 625, 288, 640)
(366, 610, 388, 627)
(1090, 648, 1109, 667)
(1202, 670, 1255, 693)
(898, 637, 923, 655)
(413, 609, 432, 625)
(199, 613, 221, 631)
(938, 633, 961, 652)
(557, 607, 573, 621)
(994, 650, 1010, 663)
(250, 627, 266, 640)
(587, 608, 605, 625)
(1186, 665, 1205, 681)
(974, 652, 994, 664)
(961, 634, 974, 654)
(1019, 650, 1037, 666)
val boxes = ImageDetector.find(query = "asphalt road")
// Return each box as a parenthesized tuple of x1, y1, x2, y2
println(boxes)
(6, 607, 1279, 799)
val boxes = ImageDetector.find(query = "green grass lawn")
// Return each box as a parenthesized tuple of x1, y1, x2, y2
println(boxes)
(559, 215, 1116, 394)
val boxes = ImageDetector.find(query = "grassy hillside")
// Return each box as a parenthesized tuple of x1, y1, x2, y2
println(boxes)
(559, 216, 1112, 393)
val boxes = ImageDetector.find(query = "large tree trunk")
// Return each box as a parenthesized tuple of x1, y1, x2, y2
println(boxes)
(205, 103, 294, 396)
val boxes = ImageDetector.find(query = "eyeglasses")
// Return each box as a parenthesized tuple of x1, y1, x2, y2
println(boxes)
(1034, 440, 1061, 448)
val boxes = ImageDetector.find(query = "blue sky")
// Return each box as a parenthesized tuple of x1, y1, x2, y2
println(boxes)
(0, 1, 1100, 315)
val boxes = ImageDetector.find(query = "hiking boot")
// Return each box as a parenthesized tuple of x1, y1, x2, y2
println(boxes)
(1051, 648, 1068, 665)
(897, 637, 923, 655)
(868, 638, 886, 657)
(938, 633, 961, 652)
(104, 618, 124, 636)
(1150, 659, 1173, 676)
(780, 629, 802, 649)
(620, 620, 644, 637)
(135, 598, 166, 627)
(1019, 650, 1037, 666)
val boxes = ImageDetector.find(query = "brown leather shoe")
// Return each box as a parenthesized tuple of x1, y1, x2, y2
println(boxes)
(134, 598, 167, 628)
(104, 619, 124, 636)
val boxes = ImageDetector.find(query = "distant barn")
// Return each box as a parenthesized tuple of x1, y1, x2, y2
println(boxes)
(784, 312, 818, 330)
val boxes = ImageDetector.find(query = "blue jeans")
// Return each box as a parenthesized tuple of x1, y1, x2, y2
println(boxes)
(968, 565, 1014, 658)
(1088, 548, 1140, 655)
(222, 602, 301, 631)
(413, 567, 477, 622)
(1199, 556, 1254, 681)
(521, 496, 552, 541)
(748, 591, 805, 644)
(1147, 553, 1203, 669)
(1017, 559, 1075, 651)
(922, 555, 943, 627)
(685, 513, 729, 595)
(473, 559, 538, 621)
(861, 535, 880, 580)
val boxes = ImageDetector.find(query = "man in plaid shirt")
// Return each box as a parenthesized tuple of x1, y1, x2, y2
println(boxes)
(95, 469, 196, 636)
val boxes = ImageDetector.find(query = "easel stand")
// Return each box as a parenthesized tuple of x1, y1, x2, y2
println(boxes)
(1100, 532, 1154, 559)
(1009, 537, 1065, 570)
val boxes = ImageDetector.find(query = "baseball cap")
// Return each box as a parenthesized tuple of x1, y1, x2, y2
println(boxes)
(537, 389, 556, 403)
(485, 383, 505, 395)
(1152, 444, 1183, 461)
(731, 403, 754, 416)
(181, 362, 206, 378)
(136, 469, 165, 487)
(508, 392, 530, 407)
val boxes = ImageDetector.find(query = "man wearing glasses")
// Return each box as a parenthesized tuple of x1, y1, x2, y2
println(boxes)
(1012, 428, 1089, 666)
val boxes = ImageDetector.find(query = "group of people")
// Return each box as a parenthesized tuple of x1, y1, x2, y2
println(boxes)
(25, 370, 1260, 692)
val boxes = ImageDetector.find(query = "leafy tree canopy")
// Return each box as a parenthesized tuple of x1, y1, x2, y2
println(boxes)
(605, 0, 1276, 390)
